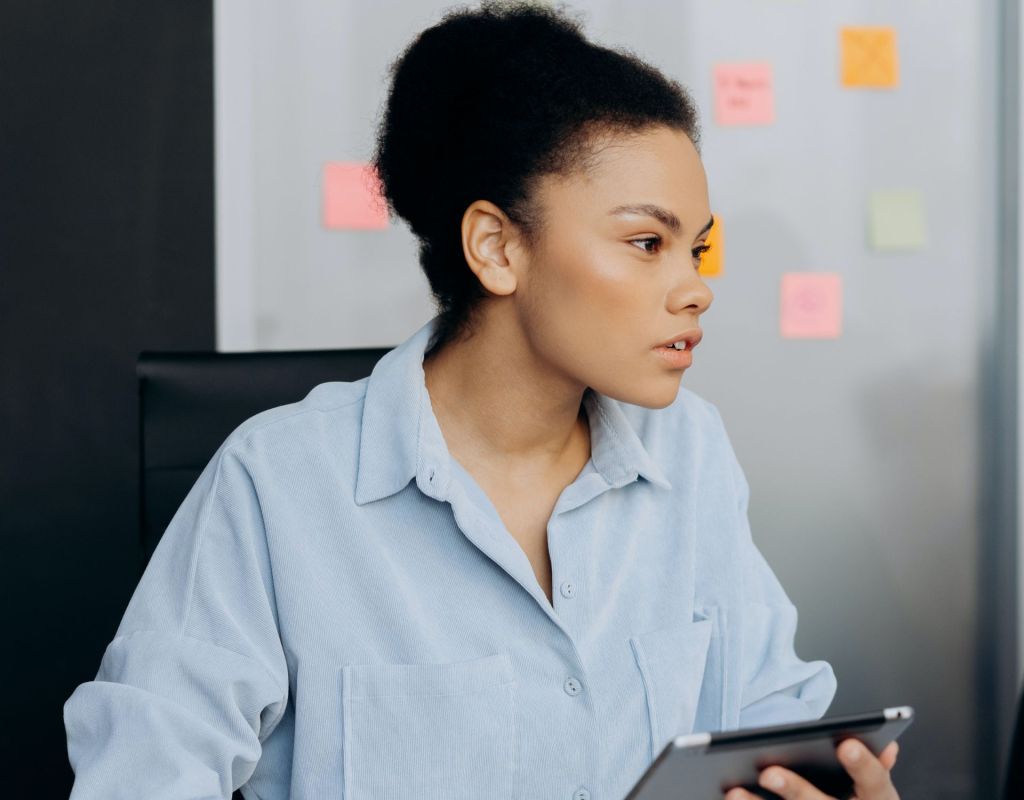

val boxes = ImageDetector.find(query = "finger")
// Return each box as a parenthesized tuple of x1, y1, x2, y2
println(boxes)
(724, 789, 756, 800)
(758, 766, 835, 799)
(836, 738, 898, 799)
(878, 741, 900, 771)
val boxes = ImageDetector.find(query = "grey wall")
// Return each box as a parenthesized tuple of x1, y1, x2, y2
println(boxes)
(684, 3, 999, 799)
(214, 1, 1014, 797)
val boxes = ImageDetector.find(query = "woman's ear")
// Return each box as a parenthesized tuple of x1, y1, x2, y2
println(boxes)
(460, 200, 521, 297)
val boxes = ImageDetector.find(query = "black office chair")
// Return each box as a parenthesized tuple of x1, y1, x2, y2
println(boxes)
(137, 345, 390, 799)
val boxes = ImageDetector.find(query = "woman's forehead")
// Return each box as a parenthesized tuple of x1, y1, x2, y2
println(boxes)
(537, 129, 708, 221)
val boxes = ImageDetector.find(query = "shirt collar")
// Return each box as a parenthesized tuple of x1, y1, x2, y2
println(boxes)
(354, 315, 672, 506)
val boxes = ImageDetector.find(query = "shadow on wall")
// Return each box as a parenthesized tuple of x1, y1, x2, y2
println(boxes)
(855, 359, 977, 799)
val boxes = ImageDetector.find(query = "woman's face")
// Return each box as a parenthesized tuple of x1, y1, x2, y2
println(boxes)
(516, 125, 715, 409)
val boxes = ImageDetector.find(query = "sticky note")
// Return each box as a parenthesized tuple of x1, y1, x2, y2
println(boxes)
(322, 162, 389, 230)
(868, 189, 927, 250)
(713, 63, 775, 126)
(698, 213, 724, 278)
(780, 273, 842, 339)
(841, 27, 898, 88)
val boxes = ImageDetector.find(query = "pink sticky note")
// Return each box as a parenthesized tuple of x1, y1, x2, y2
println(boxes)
(714, 63, 775, 126)
(322, 162, 389, 230)
(780, 273, 842, 338)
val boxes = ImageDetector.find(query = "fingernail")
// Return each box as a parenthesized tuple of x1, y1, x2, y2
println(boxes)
(760, 770, 786, 790)
(845, 742, 862, 762)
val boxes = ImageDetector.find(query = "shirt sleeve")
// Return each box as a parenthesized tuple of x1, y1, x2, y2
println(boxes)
(63, 441, 290, 800)
(715, 410, 839, 730)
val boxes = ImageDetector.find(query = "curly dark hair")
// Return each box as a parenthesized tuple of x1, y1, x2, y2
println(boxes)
(370, 0, 702, 360)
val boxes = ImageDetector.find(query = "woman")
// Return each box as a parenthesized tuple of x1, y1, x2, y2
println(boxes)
(64, 2, 900, 798)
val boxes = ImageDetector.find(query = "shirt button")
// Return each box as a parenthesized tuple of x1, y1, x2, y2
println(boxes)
(559, 581, 576, 598)
(563, 677, 582, 696)
(573, 789, 591, 800)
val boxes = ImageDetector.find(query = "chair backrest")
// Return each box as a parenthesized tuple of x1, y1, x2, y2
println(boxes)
(137, 347, 390, 571)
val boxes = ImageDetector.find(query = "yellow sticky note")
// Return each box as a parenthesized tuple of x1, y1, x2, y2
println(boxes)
(841, 27, 898, 88)
(322, 162, 389, 230)
(868, 189, 927, 251)
(698, 213, 724, 278)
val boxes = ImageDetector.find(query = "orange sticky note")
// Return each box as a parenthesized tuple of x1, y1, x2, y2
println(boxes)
(840, 27, 898, 88)
(714, 63, 775, 126)
(698, 213, 724, 278)
(322, 162, 389, 230)
(780, 273, 842, 339)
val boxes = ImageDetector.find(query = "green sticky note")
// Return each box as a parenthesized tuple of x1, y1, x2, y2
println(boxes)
(869, 189, 927, 251)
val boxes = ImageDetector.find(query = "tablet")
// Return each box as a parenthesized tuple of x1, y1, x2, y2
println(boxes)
(624, 705, 914, 800)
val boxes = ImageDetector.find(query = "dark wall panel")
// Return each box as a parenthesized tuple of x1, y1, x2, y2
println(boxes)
(0, 3, 215, 796)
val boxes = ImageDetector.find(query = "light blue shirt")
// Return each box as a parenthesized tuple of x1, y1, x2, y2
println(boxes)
(64, 314, 837, 800)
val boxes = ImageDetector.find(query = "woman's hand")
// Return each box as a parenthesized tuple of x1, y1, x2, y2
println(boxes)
(723, 739, 900, 800)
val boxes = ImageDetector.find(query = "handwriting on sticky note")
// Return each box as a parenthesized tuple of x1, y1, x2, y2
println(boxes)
(322, 162, 389, 230)
(868, 189, 927, 251)
(780, 273, 842, 339)
(698, 213, 724, 277)
(714, 63, 775, 126)
(841, 27, 898, 88)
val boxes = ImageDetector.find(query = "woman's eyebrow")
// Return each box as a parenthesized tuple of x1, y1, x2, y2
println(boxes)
(608, 204, 714, 239)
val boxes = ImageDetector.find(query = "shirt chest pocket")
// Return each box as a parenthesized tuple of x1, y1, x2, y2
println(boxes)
(341, 651, 517, 800)
(629, 611, 715, 759)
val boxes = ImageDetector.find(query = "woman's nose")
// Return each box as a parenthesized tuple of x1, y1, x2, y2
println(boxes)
(671, 271, 714, 314)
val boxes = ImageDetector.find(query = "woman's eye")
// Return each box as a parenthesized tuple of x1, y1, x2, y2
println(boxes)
(692, 243, 712, 266)
(630, 236, 662, 254)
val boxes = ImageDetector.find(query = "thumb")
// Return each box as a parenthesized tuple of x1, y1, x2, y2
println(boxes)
(878, 741, 899, 771)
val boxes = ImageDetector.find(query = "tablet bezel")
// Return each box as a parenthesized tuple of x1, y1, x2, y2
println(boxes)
(675, 705, 913, 751)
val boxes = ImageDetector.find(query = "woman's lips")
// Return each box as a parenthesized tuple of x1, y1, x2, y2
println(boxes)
(654, 345, 693, 368)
